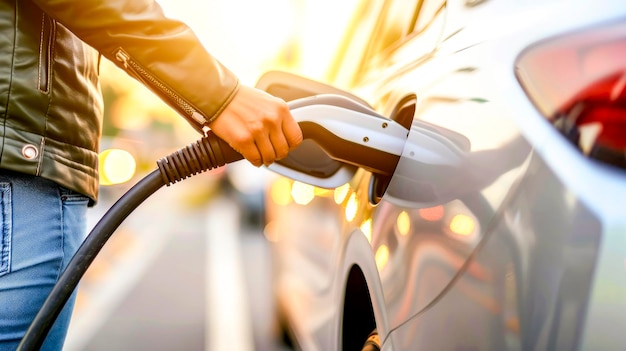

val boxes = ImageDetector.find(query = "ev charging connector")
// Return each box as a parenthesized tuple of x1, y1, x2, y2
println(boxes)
(272, 94, 407, 182)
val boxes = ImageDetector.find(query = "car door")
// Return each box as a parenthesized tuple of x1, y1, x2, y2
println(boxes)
(330, 0, 537, 348)
(255, 0, 532, 348)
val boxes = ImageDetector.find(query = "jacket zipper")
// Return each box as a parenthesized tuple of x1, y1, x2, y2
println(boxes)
(114, 48, 207, 127)
(38, 13, 54, 93)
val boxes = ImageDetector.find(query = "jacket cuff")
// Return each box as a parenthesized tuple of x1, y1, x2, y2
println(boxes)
(204, 80, 240, 125)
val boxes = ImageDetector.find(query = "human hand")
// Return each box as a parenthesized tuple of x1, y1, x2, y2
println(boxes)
(208, 85, 303, 167)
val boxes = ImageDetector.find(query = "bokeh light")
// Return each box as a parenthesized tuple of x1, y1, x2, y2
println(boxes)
(334, 183, 351, 204)
(291, 181, 315, 205)
(396, 211, 411, 236)
(270, 177, 293, 206)
(419, 205, 445, 221)
(375, 244, 390, 271)
(449, 214, 476, 237)
(99, 149, 137, 185)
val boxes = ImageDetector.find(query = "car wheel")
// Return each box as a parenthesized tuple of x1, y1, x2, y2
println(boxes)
(361, 329, 381, 351)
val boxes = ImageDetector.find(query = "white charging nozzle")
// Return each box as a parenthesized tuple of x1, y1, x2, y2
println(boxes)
(268, 94, 409, 187)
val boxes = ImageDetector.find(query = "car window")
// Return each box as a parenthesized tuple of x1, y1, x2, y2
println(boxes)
(361, 0, 446, 73)
(367, 0, 422, 57)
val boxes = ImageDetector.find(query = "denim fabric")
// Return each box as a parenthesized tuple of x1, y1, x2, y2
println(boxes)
(0, 171, 88, 351)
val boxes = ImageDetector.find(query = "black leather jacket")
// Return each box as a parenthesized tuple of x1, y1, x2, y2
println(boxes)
(0, 0, 239, 203)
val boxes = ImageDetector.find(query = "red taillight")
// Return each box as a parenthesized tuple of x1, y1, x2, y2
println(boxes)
(516, 19, 626, 169)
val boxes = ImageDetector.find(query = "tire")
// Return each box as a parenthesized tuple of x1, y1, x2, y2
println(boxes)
(361, 330, 381, 351)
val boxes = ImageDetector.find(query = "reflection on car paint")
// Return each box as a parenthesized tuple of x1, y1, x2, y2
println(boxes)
(259, 0, 626, 349)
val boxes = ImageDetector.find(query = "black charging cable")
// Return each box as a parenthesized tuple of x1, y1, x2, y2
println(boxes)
(17, 131, 243, 351)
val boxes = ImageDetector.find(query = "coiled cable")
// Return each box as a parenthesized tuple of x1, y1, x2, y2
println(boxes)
(157, 130, 243, 185)
(18, 131, 243, 351)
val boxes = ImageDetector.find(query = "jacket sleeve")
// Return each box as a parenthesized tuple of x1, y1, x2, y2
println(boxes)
(31, 0, 240, 132)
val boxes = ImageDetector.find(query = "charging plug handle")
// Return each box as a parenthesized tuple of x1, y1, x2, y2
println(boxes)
(158, 94, 407, 185)
(281, 94, 407, 177)
(297, 120, 400, 176)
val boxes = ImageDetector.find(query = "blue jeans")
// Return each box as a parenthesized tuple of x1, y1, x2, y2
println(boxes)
(0, 171, 88, 351)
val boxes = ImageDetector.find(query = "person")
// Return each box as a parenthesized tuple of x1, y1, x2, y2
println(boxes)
(0, 0, 303, 350)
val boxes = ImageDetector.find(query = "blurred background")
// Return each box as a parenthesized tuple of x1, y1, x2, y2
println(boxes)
(63, 1, 360, 350)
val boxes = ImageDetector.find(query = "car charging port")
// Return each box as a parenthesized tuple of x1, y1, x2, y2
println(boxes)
(369, 97, 416, 205)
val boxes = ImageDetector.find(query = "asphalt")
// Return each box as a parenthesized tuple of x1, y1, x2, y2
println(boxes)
(62, 174, 284, 351)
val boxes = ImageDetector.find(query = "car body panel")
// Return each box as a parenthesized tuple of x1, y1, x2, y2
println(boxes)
(386, 152, 603, 350)
(260, 0, 626, 350)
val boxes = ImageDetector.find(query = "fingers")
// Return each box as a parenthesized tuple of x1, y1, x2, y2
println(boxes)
(255, 121, 294, 167)
(237, 140, 264, 167)
(207, 85, 303, 167)
(256, 136, 277, 167)
(283, 115, 303, 149)
(269, 129, 290, 161)
(262, 110, 304, 165)
(221, 126, 278, 168)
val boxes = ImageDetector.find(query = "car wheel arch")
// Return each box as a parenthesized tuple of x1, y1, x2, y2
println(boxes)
(338, 229, 392, 351)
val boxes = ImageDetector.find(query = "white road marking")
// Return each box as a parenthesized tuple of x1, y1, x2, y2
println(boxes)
(205, 197, 254, 351)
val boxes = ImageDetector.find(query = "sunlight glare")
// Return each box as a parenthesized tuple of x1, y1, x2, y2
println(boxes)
(157, 0, 361, 84)
(360, 218, 373, 243)
(345, 192, 359, 222)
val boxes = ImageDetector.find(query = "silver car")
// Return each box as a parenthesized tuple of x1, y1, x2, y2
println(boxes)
(257, 0, 626, 350)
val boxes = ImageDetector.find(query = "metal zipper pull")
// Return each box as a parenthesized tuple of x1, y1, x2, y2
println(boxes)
(115, 50, 130, 69)
(113, 48, 207, 127)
